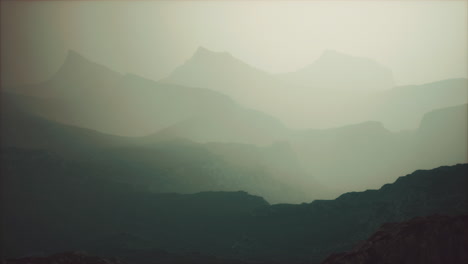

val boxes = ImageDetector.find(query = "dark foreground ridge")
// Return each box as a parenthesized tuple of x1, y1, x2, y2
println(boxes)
(2, 156, 467, 264)
(321, 214, 468, 264)
(8, 215, 467, 264)
(4, 251, 127, 264)
(4, 251, 257, 264)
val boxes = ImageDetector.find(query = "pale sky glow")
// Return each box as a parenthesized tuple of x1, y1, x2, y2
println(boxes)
(1, 1, 467, 86)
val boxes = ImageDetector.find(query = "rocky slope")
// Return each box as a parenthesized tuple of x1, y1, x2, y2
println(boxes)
(321, 214, 468, 264)
(2, 160, 466, 263)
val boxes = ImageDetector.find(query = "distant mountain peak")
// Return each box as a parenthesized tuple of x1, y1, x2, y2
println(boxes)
(193, 46, 210, 56)
(59, 50, 98, 71)
(194, 46, 212, 54)
(279, 49, 394, 90)
(52, 50, 122, 83)
(191, 46, 233, 60)
(58, 50, 95, 70)
(65, 49, 87, 61)
(165, 46, 272, 91)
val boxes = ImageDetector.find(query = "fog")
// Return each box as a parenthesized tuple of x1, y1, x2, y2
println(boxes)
(1, 1, 466, 87)
(2, 2, 468, 263)
(1, 1, 467, 202)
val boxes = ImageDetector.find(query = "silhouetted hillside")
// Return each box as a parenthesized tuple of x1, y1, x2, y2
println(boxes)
(413, 104, 468, 168)
(371, 78, 468, 130)
(5, 50, 466, 137)
(1, 148, 271, 259)
(2, 158, 466, 263)
(240, 164, 468, 263)
(164, 48, 466, 131)
(290, 104, 467, 193)
(321, 214, 468, 264)
(164, 46, 280, 101)
(4, 50, 287, 143)
(2, 5, 466, 264)
(1, 100, 314, 202)
(148, 108, 289, 145)
(278, 49, 394, 91)
(0, 96, 129, 157)
(2, 92, 466, 200)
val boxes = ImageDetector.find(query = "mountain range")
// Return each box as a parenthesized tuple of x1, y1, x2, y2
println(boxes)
(277, 49, 395, 91)
(4, 50, 288, 143)
(165, 47, 467, 131)
(290, 103, 467, 192)
(3, 147, 466, 263)
(7, 49, 466, 135)
(1, 99, 322, 203)
(8, 214, 468, 264)
(1, 47, 467, 264)
(2, 83, 467, 198)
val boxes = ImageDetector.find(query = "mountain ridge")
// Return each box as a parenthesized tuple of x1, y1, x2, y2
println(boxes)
(3, 154, 466, 263)
(2, 50, 288, 141)
(277, 49, 394, 91)
(321, 214, 468, 264)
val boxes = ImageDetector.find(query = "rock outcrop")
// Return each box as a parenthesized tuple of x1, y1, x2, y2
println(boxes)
(321, 214, 468, 264)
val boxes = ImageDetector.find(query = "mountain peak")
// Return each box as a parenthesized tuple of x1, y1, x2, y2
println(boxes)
(279, 49, 394, 90)
(195, 46, 211, 54)
(61, 50, 93, 69)
(52, 50, 122, 83)
(165, 46, 271, 89)
(164, 47, 274, 95)
(65, 49, 85, 60)
(58, 50, 95, 72)
(192, 46, 232, 60)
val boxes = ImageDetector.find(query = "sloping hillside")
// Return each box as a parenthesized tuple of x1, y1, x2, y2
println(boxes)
(3, 157, 466, 263)
(321, 214, 468, 264)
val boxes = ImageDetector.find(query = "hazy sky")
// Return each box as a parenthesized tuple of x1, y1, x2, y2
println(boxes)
(1, 1, 466, 86)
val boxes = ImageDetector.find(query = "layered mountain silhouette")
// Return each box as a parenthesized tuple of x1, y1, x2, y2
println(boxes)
(164, 47, 280, 99)
(3, 153, 466, 263)
(0, 101, 319, 203)
(145, 106, 289, 145)
(1, 95, 130, 156)
(321, 214, 468, 264)
(164, 48, 393, 129)
(5, 50, 467, 136)
(414, 103, 468, 168)
(277, 49, 395, 91)
(4, 50, 288, 143)
(164, 47, 467, 130)
(2, 47, 466, 264)
(243, 164, 468, 263)
(166, 47, 393, 93)
(370, 78, 468, 130)
(289, 104, 467, 192)
(2, 87, 466, 198)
